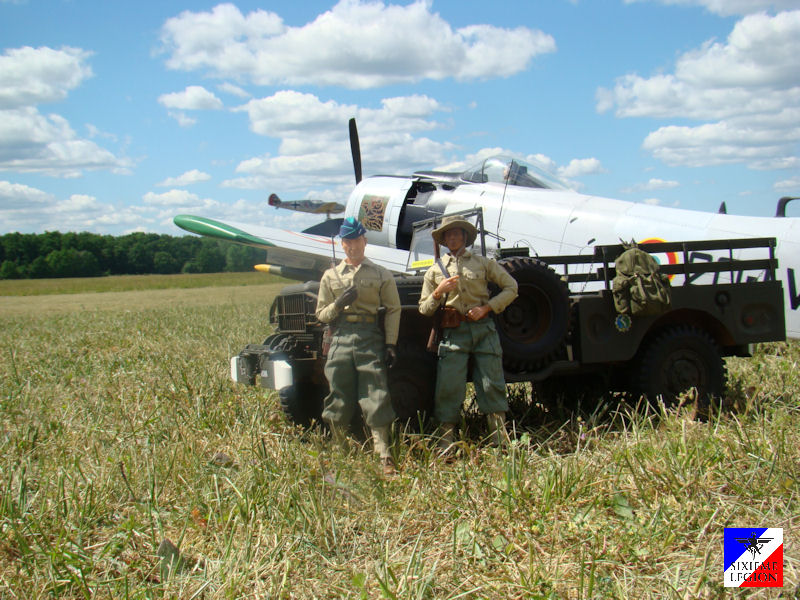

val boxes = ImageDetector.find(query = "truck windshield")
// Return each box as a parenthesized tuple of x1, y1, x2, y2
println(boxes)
(460, 155, 567, 190)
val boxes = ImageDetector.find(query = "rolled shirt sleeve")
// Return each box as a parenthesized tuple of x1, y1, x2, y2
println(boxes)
(418, 267, 444, 317)
(486, 259, 518, 313)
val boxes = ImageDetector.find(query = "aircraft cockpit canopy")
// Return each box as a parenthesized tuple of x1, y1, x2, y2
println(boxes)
(460, 156, 568, 190)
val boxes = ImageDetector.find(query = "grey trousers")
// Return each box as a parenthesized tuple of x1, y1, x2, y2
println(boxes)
(322, 322, 395, 428)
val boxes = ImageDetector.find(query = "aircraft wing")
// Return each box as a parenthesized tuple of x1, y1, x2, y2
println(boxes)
(173, 214, 410, 276)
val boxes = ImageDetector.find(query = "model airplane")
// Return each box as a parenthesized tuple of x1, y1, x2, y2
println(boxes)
(174, 119, 800, 338)
(268, 193, 345, 219)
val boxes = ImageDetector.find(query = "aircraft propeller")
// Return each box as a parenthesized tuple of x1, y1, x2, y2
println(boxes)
(349, 118, 362, 184)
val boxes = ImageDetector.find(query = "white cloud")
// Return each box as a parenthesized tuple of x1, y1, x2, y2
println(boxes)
(624, 0, 799, 17)
(224, 91, 457, 193)
(160, 1, 555, 89)
(168, 111, 197, 127)
(158, 85, 223, 110)
(0, 46, 92, 109)
(217, 82, 250, 98)
(56, 193, 103, 212)
(143, 189, 211, 207)
(0, 180, 53, 212)
(775, 176, 800, 191)
(622, 178, 680, 193)
(597, 10, 800, 170)
(0, 107, 132, 177)
(558, 158, 606, 178)
(0, 45, 130, 178)
(157, 169, 212, 187)
(0, 187, 150, 234)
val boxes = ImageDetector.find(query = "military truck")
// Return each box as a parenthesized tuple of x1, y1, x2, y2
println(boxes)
(230, 208, 785, 425)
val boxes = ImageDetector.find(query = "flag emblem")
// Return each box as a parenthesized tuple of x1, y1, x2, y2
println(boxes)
(724, 528, 783, 587)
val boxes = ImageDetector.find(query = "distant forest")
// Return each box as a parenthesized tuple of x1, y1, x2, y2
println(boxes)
(0, 231, 265, 279)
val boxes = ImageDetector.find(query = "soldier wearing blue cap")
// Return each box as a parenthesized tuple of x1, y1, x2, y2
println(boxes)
(316, 217, 401, 475)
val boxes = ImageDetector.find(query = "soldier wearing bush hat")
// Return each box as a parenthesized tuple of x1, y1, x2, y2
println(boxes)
(316, 217, 401, 475)
(419, 214, 518, 452)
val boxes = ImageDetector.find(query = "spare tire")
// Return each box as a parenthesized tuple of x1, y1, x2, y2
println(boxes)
(495, 257, 570, 372)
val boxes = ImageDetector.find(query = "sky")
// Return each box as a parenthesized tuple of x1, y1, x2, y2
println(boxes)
(1, 0, 799, 236)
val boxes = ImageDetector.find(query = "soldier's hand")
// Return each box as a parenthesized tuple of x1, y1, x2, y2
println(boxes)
(384, 344, 397, 369)
(334, 285, 358, 310)
(467, 305, 491, 321)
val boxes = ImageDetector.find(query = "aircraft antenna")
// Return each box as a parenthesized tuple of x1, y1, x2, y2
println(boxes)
(495, 160, 514, 248)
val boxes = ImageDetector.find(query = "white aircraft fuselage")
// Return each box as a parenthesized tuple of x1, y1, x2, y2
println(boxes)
(344, 174, 800, 338)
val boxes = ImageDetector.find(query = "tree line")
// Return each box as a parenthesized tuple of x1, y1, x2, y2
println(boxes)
(0, 231, 265, 279)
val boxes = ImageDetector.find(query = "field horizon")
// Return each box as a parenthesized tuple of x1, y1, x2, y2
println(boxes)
(1, 274, 797, 598)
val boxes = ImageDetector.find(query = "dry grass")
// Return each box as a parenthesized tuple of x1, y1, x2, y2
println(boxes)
(0, 275, 798, 598)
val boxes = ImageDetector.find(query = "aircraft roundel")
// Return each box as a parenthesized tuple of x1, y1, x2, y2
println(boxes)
(638, 237, 678, 281)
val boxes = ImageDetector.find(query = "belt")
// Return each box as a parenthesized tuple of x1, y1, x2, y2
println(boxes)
(343, 314, 376, 323)
(441, 307, 488, 328)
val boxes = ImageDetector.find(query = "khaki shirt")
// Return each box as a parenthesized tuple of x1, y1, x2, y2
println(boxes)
(418, 250, 518, 317)
(316, 257, 401, 345)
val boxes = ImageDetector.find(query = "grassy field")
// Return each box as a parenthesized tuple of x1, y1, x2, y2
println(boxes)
(0, 274, 797, 598)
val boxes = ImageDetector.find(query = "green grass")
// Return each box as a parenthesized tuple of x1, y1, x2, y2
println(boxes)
(0, 275, 798, 598)
(0, 271, 283, 296)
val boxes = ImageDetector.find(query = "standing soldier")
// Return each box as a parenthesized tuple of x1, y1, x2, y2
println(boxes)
(316, 217, 401, 475)
(418, 215, 518, 450)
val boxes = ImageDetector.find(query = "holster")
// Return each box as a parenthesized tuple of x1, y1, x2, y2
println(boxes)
(321, 324, 335, 358)
(440, 307, 466, 329)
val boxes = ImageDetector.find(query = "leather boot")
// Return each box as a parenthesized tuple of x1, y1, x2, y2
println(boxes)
(487, 412, 510, 447)
(371, 426, 396, 476)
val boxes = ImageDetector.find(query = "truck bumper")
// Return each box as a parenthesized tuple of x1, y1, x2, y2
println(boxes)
(230, 354, 293, 389)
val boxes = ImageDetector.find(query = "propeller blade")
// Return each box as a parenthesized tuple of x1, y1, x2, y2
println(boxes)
(349, 118, 362, 184)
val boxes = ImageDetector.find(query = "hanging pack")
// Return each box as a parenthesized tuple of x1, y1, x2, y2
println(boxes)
(612, 241, 671, 316)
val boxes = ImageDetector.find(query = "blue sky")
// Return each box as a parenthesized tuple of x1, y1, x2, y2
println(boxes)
(1, 0, 798, 235)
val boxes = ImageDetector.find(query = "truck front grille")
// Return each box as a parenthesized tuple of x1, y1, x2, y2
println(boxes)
(276, 294, 308, 333)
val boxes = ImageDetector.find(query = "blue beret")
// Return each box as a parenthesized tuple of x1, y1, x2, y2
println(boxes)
(339, 217, 367, 239)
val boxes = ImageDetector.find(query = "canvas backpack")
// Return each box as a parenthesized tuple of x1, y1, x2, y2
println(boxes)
(612, 242, 671, 316)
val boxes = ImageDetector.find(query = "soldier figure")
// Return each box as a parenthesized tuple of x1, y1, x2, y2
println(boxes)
(315, 217, 401, 475)
(418, 215, 518, 450)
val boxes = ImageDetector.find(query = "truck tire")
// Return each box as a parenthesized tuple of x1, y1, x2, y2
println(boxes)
(388, 349, 436, 426)
(278, 378, 326, 428)
(633, 325, 726, 412)
(495, 257, 571, 372)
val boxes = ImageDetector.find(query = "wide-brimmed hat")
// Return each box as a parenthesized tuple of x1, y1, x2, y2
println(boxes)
(431, 215, 478, 246)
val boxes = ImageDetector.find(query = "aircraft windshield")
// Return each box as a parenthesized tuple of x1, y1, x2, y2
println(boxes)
(460, 156, 567, 190)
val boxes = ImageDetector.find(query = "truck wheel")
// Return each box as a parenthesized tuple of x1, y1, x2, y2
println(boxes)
(633, 325, 726, 412)
(278, 378, 326, 428)
(388, 351, 436, 427)
(496, 258, 570, 372)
